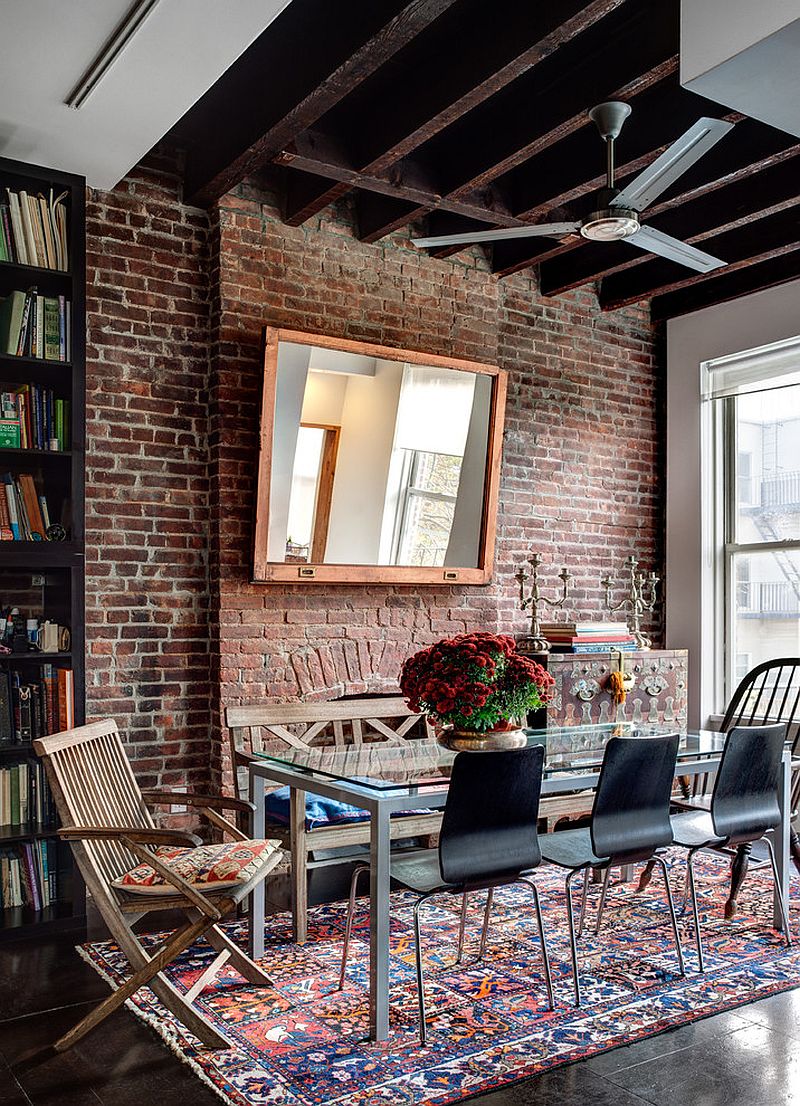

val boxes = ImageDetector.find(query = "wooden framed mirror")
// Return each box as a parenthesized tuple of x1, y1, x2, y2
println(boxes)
(252, 328, 506, 585)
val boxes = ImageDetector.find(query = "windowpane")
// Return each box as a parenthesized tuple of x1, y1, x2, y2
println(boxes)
(735, 384, 800, 543)
(397, 493, 456, 566)
(411, 451, 463, 496)
(731, 550, 800, 673)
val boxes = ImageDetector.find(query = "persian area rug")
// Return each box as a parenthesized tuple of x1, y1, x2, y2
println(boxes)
(81, 850, 800, 1106)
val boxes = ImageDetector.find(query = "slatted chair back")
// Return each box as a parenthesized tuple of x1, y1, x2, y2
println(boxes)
(721, 658, 800, 752)
(225, 698, 431, 799)
(34, 719, 154, 885)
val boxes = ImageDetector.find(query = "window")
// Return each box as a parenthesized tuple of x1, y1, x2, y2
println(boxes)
(393, 450, 463, 566)
(704, 337, 800, 705)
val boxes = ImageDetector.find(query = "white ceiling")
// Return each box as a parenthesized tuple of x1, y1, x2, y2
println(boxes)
(0, 0, 293, 190)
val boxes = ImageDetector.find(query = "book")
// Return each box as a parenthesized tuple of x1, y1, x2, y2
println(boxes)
(6, 191, 27, 264)
(541, 621, 629, 636)
(18, 192, 38, 267)
(18, 473, 46, 538)
(544, 633, 636, 644)
(43, 298, 60, 361)
(550, 642, 639, 654)
(57, 668, 74, 731)
(0, 290, 26, 355)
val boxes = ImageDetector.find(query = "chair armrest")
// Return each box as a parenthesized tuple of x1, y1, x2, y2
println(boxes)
(59, 825, 204, 847)
(142, 790, 256, 814)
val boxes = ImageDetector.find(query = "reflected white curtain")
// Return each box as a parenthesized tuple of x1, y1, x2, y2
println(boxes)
(394, 364, 476, 456)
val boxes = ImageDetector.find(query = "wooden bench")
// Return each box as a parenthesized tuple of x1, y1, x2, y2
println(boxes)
(225, 698, 443, 942)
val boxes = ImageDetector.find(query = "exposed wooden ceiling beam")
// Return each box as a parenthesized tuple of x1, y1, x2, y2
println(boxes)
(650, 249, 800, 320)
(599, 206, 800, 309)
(180, 0, 458, 206)
(492, 118, 797, 277)
(275, 0, 631, 227)
(426, 3, 678, 201)
(539, 151, 800, 295)
(278, 131, 519, 226)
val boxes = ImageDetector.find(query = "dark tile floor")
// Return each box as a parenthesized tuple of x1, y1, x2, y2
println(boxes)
(1, 929, 799, 1105)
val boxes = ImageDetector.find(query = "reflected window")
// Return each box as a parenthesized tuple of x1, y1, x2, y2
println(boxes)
(394, 451, 463, 566)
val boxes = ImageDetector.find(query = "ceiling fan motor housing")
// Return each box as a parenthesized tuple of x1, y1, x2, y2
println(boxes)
(580, 206, 640, 242)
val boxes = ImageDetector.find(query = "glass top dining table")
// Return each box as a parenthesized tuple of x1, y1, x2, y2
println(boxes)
(246, 722, 792, 1043)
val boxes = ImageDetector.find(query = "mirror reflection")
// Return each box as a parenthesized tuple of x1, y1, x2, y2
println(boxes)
(269, 341, 493, 567)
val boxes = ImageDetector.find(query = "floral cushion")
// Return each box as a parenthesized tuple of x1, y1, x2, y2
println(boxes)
(113, 838, 281, 895)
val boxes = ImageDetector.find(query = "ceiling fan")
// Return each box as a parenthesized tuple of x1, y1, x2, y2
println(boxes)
(411, 102, 735, 274)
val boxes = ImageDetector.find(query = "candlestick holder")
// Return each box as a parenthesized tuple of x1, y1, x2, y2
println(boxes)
(601, 554, 659, 649)
(515, 552, 573, 653)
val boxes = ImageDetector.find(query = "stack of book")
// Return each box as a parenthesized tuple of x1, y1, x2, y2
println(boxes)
(0, 841, 60, 910)
(0, 472, 55, 541)
(542, 621, 637, 653)
(0, 666, 75, 744)
(0, 760, 56, 827)
(0, 387, 70, 451)
(0, 288, 71, 361)
(0, 188, 69, 270)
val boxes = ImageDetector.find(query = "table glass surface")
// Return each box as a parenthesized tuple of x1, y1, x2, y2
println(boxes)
(251, 723, 727, 795)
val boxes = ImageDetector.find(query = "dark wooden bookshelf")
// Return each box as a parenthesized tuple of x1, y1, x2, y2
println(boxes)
(0, 155, 85, 941)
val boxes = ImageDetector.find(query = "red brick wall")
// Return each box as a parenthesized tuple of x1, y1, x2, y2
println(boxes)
(209, 182, 661, 782)
(85, 160, 661, 790)
(85, 153, 213, 789)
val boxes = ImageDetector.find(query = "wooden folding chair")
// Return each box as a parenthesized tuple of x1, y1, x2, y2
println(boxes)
(34, 719, 283, 1052)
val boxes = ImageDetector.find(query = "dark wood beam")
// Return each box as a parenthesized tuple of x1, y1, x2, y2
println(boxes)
(275, 0, 630, 227)
(651, 248, 800, 320)
(277, 130, 520, 226)
(428, 2, 679, 200)
(342, 0, 630, 175)
(492, 118, 797, 277)
(599, 206, 800, 309)
(181, 0, 458, 206)
(539, 151, 800, 295)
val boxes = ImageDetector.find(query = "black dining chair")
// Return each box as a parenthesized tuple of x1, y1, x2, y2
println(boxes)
(338, 745, 554, 1044)
(540, 733, 684, 1006)
(639, 658, 800, 917)
(670, 723, 792, 972)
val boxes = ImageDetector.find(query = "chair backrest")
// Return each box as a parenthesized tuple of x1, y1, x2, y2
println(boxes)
(225, 698, 432, 797)
(590, 733, 680, 863)
(438, 745, 544, 887)
(34, 720, 154, 885)
(711, 723, 786, 841)
(721, 659, 800, 753)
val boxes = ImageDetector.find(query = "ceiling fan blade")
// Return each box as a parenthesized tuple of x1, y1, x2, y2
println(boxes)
(610, 118, 735, 212)
(411, 222, 581, 248)
(623, 225, 726, 273)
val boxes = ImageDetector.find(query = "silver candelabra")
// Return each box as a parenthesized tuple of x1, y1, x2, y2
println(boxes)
(601, 554, 659, 649)
(515, 552, 573, 653)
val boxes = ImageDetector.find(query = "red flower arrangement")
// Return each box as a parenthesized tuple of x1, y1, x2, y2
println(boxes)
(400, 632, 555, 733)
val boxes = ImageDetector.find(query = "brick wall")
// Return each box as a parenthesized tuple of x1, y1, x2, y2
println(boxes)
(85, 153, 213, 789)
(84, 160, 661, 790)
(209, 181, 661, 783)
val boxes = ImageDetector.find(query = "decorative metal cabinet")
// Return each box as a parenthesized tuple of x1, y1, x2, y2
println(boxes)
(527, 650, 689, 729)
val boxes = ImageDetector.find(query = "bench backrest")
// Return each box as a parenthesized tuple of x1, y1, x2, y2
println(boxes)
(225, 698, 432, 797)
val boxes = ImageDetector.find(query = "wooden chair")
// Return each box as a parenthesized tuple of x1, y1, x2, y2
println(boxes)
(226, 697, 445, 942)
(33, 719, 283, 1053)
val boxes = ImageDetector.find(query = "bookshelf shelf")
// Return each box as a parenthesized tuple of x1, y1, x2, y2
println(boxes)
(0, 822, 59, 844)
(0, 154, 85, 941)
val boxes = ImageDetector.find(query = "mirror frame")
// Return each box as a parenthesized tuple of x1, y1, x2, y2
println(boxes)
(252, 327, 507, 585)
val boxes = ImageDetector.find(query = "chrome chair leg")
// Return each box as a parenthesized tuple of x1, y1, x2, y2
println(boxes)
(477, 887, 494, 961)
(652, 855, 686, 977)
(685, 849, 704, 972)
(337, 863, 369, 990)
(456, 892, 469, 964)
(763, 835, 793, 947)
(577, 867, 590, 938)
(413, 891, 437, 1046)
(564, 869, 583, 1007)
(518, 877, 555, 1010)
(595, 867, 612, 936)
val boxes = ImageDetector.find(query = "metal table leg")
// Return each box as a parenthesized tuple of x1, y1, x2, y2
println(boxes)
(249, 772, 267, 959)
(769, 748, 792, 932)
(369, 805, 392, 1042)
